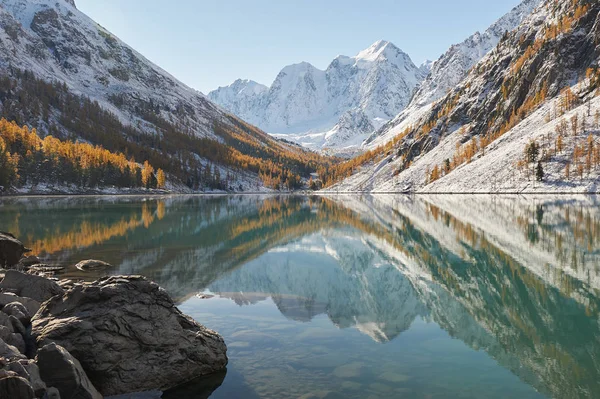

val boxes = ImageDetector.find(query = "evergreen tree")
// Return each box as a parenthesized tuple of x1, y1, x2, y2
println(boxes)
(536, 161, 544, 182)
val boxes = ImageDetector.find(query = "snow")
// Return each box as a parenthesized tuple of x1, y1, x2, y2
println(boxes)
(209, 0, 542, 155)
(0, 0, 227, 139)
(409, 0, 543, 108)
(208, 40, 426, 154)
(328, 0, 599, 194)
(0, 0, 293, 193)
(361, 0, 543, 153)
(327, 83, 600, 194)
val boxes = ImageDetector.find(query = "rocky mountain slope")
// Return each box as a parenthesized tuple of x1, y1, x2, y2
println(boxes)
(209, 40, 426, 153)
(365, 0, 544, 149)
(0, 0, 329, 193)
(330, 0, 600, 193)
(0, 0, 219, 138)
(410, 0, 544, 108)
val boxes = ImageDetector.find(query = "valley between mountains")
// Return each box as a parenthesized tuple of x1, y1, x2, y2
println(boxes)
(0, 0, 599, 194)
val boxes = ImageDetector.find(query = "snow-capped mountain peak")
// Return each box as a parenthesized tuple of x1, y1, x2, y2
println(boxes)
(364, 0, 544, 149)
(355, 40, 402, 63)
(209, 40, 425, 153)
(419, 60, 434, 75)
(232, 79, 268, 96)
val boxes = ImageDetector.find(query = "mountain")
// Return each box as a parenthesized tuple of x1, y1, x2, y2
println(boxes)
(364, 0, 544, 149)
(207, 78, 268, 123)
(410, 0, 544, 108)
(209, 0, 543, 155)
(209, 40, 426, 154)
(0, 0, 330, 193)
(328, 0, 600, 193)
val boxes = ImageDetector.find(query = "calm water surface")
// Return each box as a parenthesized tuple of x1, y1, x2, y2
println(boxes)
(1, 194, 600, 399)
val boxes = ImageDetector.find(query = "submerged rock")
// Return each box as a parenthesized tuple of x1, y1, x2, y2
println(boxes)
(75, 259, 113, 271)
(27, 265, 65, 274)
(0, 270, 64, 302)
(32, 275, 228, 395)
(0, 232, 29, 268)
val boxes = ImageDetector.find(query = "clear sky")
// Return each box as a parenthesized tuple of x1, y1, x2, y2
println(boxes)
(76, 0, 522, 94)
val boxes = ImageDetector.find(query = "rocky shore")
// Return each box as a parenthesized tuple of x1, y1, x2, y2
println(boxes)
(0, 232, 228, 398)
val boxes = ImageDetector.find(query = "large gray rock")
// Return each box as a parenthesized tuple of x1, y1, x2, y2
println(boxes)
(0, 325, 12, 341)
(36, 343, 101, 399)
(10, 315, 26, 335)
(0, 311, 13, 332)
(0, 375, 35, 399)
(22, 360, 47, 397)
(0, 293, 41, 317)
(0, 270, 64, 302)
(6, 360, 29, 379)
(6, 332, 26, 354)
(0, 337, 26, 361)
(2, 301, 32, 326)
(0, 232, 28, 268)
(32, 275, 228, 395)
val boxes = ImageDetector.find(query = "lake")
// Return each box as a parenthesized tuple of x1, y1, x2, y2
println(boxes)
(1, 194, 599, 399)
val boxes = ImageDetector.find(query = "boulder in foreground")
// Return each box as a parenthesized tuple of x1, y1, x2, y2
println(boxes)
(32, 275, 228, 396)
(0, 270, 64, 302)
(0, 375, 35, 399)
(0, 232, 29, 268)
(36, 342, 102, 399)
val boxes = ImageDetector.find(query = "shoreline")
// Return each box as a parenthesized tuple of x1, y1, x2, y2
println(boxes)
(0, 232, 229, 398)
(3, 188, 600, 198)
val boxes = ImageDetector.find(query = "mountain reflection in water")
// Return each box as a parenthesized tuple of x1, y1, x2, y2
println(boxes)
(1, 194, 600, 399)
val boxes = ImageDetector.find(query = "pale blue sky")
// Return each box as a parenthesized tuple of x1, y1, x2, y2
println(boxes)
(77, 0, 522, 94)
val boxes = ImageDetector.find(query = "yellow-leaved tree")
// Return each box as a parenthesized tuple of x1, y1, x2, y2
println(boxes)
(156, 169, 166, 189)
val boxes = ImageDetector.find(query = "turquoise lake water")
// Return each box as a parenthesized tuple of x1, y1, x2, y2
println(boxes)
(1, 194, 599, 398)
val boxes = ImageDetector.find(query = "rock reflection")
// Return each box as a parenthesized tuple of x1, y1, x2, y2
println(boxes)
(3, 194, 600, 398)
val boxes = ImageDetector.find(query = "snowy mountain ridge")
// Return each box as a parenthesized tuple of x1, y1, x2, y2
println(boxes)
(0, 0, 224, 138)
(365, 0, 544, 149)
(409, 0, 544, 108)
(0, 0, 329, 193)
(331, 0, 600, 193)
(210, 0, 543, 154)
(209, 40, 426, 154)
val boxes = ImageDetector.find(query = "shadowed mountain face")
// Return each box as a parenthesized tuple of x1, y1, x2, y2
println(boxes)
(2, 194, 600, 398)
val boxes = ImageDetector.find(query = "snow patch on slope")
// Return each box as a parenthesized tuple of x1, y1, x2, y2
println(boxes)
(328, 86, 600, 194)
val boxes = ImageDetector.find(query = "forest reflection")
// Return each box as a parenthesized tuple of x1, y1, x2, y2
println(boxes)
(1, 194, 600, 398)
